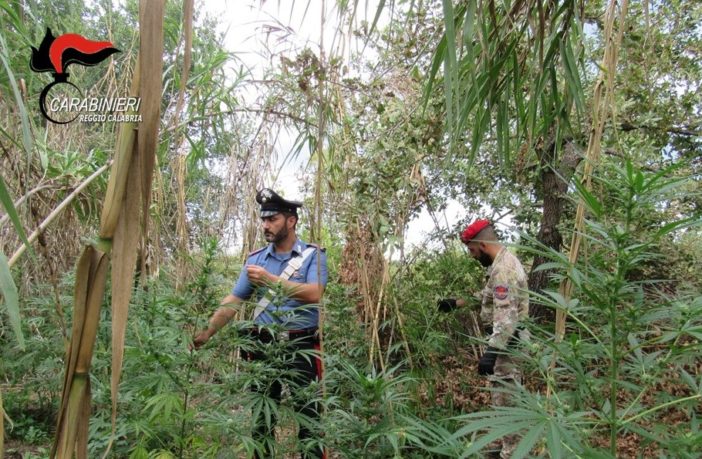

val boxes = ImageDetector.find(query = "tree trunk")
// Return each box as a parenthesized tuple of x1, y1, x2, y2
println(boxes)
(528, 138, 582, 322)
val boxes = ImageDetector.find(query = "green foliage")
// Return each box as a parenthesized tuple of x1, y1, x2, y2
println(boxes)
(0, 253, 23, 348)
(3, 163, 699, 457)
(428, 0, 585, 164)
(1, 283, 65, 446)
(436, 160, 702, 458)
(1, 1, 700, 457)
(323, 359, 424, 457)
(391, 245, 482, 364)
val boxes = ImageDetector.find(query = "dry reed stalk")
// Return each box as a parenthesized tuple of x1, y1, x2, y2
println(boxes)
(217, 148, 240, 242)
(51, 246, 109, 458)
(369, 259, 390, 372)
(99, 69, 141, 239)
(149, 155, 164, 278)
(0, 183, 55, 229)
(51, 59, 141, 459)
(105, 3, 165, 457)
(549, 0, 629, 393)
(315, 0, 329, 421)
(242, 176, 261, 255)
(468, 311, 483, 359)
(51, 3, 165, 457)
(359, 237, 373, 324)
(8, 162, 111, 267)
(351, 222, 386, 362)
(171, 0, 194, 289)
(174, 149, 189, 289)
(392, 295, 414, 369)
(104, 141, 141, 457)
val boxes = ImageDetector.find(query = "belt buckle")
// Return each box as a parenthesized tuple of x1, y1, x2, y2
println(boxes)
(279, 330, 289, 341)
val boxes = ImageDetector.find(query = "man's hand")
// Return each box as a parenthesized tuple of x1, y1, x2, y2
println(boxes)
(192, 329, 213, 350)
(437, 298, 458, 312)
(437, 298, 468, 312)
(191, 304, 238, 350)
(246, 265, 276, 286)
(478, 347, 499, 375)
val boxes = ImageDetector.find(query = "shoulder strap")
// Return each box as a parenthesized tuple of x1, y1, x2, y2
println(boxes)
(252, 246, 318, 321)
(306, 242, 326, 252)
(248, 246, 266, 257)
(279, 246, 317, 279)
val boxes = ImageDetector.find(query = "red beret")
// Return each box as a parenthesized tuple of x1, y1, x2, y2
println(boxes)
(460, 219, 490, 244)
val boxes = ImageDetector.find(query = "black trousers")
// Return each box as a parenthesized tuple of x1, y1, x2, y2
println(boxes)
(241, 328, 326, 459)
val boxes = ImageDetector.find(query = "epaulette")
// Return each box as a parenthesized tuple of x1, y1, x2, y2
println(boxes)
(306, 243, 326, 252)
(247, 246, 266, 257)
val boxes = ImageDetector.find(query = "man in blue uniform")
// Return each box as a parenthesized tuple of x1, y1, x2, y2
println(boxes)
(193, 188, 328, 459)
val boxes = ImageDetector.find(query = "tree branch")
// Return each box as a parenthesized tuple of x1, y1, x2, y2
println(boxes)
(620, 122, 701, 137)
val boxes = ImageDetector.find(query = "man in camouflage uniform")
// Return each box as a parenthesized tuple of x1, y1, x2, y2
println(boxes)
(438, 219, 529, 458)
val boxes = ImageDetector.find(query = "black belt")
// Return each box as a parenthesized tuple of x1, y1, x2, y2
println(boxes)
(247, 326, 318, 343)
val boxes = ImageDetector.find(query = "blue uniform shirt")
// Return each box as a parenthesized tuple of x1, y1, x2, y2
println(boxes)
(232, 239, 328, 329)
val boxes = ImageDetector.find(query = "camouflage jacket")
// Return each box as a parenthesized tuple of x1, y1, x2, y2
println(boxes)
(479, 246, 529, 349)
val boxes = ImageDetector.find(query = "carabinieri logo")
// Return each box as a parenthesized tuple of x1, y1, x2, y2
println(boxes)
(30, 28, 140, 124)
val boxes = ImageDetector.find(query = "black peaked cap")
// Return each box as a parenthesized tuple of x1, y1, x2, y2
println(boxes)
(256, 188, 303, 217)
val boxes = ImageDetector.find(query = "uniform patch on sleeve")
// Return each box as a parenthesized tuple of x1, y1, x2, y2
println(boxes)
(494, 285, 509, 300)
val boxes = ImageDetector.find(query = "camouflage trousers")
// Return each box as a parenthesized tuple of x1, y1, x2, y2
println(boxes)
(487, 354, 522, 459)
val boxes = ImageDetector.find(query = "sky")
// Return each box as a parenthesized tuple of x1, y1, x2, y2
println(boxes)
(202, 0, 363, 192)
(200, 1, 469, 251)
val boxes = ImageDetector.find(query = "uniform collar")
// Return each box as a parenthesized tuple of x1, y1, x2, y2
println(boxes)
(265, 238, 305, 258)
(292, 239, 305, 255)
